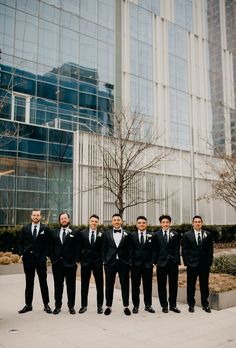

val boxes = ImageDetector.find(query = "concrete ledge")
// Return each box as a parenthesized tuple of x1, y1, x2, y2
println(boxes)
(177, 287, 236, 311)
(114, 278, 236, 311)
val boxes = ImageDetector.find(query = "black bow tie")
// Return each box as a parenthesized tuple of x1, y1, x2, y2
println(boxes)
(114, 229, 121, 233)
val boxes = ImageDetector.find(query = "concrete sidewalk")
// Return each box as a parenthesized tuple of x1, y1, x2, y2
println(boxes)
(0, 272, 236, 348)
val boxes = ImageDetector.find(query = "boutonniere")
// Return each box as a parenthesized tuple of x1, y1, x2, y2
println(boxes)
(170, 232, 175, 239)
(122, 231, 128, 237)
(147, 234, 152, 239)
(68, 228, 74, 237)
(203, 232, 207, 239)
(97, 232, 102, 237)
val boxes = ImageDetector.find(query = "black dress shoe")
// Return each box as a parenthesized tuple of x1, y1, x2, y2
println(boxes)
(104, 307, 111, 315)
(53, 308, 61, 315)
(18, 305, 32, 314)
(124, 308, 131, 316)
(97, 307, 103, 314)
(202, 306, 211, 313)
(69, 308, 76, 314)
(132, 307, 139, 314)
(169, 307, 181, 313)
(189, 306, 194, 313)
(79, 307, 87, 314)
(44, 305, 52, 314)
(162, 307, 168, 313)
(145, 306, 155, 313)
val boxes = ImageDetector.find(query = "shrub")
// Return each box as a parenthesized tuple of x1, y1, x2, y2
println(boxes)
(211, 254, 236, 276)
(219, 226, 236, 243)
(0, 256, 11, 265)
(11, 254, 20, 263)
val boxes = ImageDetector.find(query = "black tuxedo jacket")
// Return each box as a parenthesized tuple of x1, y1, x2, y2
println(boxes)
(102, 229, 132, 267)
(50, 227, 80, 267)
(130, 231, 154, 267)
(80, 228, 103, 267)
(182, 230, 213, 268)
(18, 223, 50, 259)
(153, 230, 180, 266)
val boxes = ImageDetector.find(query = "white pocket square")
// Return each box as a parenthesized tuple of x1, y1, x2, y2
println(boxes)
(69, 234, 74, 238)
(40, 231, 45, 235)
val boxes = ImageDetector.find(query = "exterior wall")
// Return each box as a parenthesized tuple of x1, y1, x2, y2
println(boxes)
(0, 0, 235, 225)
(73, 131, 236, 225)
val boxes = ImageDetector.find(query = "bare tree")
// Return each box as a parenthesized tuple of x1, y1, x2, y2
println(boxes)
(91, 109, 168, 217)
(199, 147, 236, 212)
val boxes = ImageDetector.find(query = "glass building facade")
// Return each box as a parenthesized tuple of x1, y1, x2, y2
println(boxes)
(0, 0, 235, 225)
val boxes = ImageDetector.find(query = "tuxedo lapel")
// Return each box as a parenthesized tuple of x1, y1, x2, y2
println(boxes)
(28, 224, 34, 241)
(190, 230, 198, 247)
(84, 229, 91, 247)
(118, 231, 127, 248)
(109, 230, 117, 247)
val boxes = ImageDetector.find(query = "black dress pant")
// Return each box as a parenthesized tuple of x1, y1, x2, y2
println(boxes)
(104, 260, 130, 307)
(187, 265, 210, 307)
(52, 260, 77, 309)
(23, 253, 49, 307)
(131, 264, 153, 308)
(81, 263, 104, 308)
(157, 260, 179, 308)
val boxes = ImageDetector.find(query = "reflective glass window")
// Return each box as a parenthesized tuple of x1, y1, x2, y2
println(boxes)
(139, 7, 152, 44)
(0, 89, 11, 120)
(60, 10, 79, 31)
(130, 3, 138, 40)
(39, 2, 60, 24)
(0, 4, 15, 56)
(59, 27, 79, 66)
(18, 139, 47, 160)
(16, 0, 39, 16)
(139, 42, 152, 80)
(38, 19, 59, 67)
(80, 0, 98, 23)
(130, 38, 139, 76)
(80, 18, 97, 39)
(80, 34, 97, 69)
(98, 26, 114, 45)
(98, 41, 114, 84)
(175, 0, 193, 31)
(15, 11, 38, 62)
(98, 0, 114, 30)
(61, 0, 80, 15)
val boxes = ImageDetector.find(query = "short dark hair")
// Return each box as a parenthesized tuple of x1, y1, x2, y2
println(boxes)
(159, 214, 171, 222)
(112, 213, 123, 219)
(89, 214, 99, 220)
(192, 215, 203, 222)
(31, 208, 41, 213)
(136, 215, 147, 222)
(58, 211, 70, 222)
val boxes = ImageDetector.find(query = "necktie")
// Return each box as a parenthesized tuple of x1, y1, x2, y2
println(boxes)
(164, 230, 168, 244)
(91, 231, 95, 245)
(33, 225, 37, 240)
(197, 232, 202, 245)
(62, 228, 66, 244)
(140, 232, 144, 245)
(114, 229, 121, 233)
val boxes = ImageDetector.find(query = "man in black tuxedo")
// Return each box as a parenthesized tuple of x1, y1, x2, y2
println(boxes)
(79, 214, 104, 314)
(153, 215, 181, 313)
(182, 215, 213, 313)
(102, 213, 132, 316)
(50, 212, 80, 315)
(130, 216, 155, 314)
(18, 209, 52, 314)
